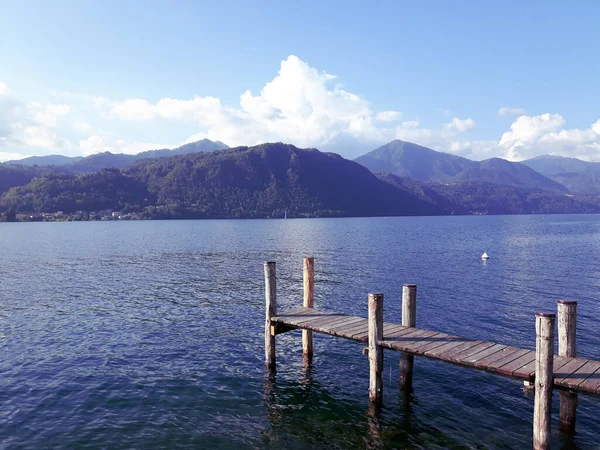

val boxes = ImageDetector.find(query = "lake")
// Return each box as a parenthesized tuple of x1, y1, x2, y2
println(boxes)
(1, 215, 600, 449)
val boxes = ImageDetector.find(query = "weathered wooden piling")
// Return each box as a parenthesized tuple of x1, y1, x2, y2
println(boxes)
(264, 261, 277, 370)
(266, 260, 600, 440)
(400, 284, 417, 391)
(533, 312, 555, 450)
(303, 257, 315, 359)
(557, 300, 578, 433)
(368, 293, 384, 405)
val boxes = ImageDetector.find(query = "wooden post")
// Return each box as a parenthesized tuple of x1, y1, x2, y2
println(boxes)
(264, 261, 277, 370)
(368, 293, 384, 406)
(557, 300, 577, 434)
(400, 284, 417, 391)
(533, 312, 555, 450)
(303, 257, 314, 359)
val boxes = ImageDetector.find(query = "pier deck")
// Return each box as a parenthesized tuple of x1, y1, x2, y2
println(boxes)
(271, 306, 600, 395)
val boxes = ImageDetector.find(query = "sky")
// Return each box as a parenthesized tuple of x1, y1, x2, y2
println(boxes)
(0, 0, 599, 162)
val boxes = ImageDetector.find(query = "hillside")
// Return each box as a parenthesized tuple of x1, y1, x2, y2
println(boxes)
(522, 155, 600, 194)
(454, 158, 568, 192)
(5, 155, 83, 166)
(5, 138, 228, 172)
(355, 140, 474, 181)
(0, 164, 64, 195)
(0, 143, 443, 218)
(355, 140, 566, 192)
(377, 172, 600, 215)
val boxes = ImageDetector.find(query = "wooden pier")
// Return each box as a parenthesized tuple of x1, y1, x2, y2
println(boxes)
(264, 259, 600, 450)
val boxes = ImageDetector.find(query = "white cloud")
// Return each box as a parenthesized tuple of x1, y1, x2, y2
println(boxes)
(78, 135, 172, 156)
(29, 102, 71, 127)
(109, 96, 223, 123)
(73, 121, 93, 133)
(400, 120, 420, 129)
(0, 151, 32, 162)
(0, 83, 72, 152)
(499, 113, 565, 160)
(498, 113, 600, 161)
(498, 106, 527, 117)
(445, 117, 476, 132)
(106, 55, 388, 156)
(3, 61, 600, 163)
(376, 110, 402, 122)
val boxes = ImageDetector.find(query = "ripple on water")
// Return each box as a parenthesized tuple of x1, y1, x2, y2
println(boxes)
(0, 216, 600, 448)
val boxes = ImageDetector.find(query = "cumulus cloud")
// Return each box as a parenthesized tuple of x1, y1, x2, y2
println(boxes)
(79, 135, 172, 156)
(73, 121, 93, 133)
(3, 58, 600, 163)
(498, 113, 600, 161)
(105, 56, 390, 156)
(400, 120, 420, 129)
(109, 96, 221, 122)
(444, 117, 476, 132)
(0, 83, 72, 151)
(498, 106, 527, 117)
(376, 110, 402, 122)
(499, 113, 565, 160)
(0, 151, 32, 162)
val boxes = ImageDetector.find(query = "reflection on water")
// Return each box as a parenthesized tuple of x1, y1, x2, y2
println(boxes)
(0, 215, 600, 448)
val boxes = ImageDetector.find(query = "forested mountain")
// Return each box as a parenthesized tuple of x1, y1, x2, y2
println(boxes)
(453, 158, 567, 191)
(522, 155, 600, 194)
(5, 155, 83, 166)
(3, 140, 600, 221)
(377, 172, 600, 215)
(0, 164, 64, 195)
(355, 140, 566, 191)
(355, 140, 473, 181)
(0, 143, 443, 218)
(5, 139, 228, 172)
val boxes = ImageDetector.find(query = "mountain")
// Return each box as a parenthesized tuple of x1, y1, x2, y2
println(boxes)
(355, 140, 473, 181)
(522, 155, 600, 194)
(377, 172, 600, 215)
(0, 143, 443, 218)
(454, 158, 568, 192)
(5, 155, 83, 166)
(355, 140, 567, 192)
(0, 164, 64, 195)
(5, 139, 229, 172)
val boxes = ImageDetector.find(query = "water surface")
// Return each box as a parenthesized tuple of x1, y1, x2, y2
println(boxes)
(1, 215, 600, 448)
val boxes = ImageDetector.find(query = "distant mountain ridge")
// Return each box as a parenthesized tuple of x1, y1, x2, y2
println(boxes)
(355, 140, 472, 181)
(5, 139, 229, 172)
(377, 172, 600, 215)
(0, 143, 443, 218)
(522, 154, 600, 194)
(3, 139, 600, 220)
(355, 140, 568, 192)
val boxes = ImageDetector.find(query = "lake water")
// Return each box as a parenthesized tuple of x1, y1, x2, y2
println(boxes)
(1, 215, 600, 449)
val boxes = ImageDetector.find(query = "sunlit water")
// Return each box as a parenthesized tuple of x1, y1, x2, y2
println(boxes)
(1, 215, 600, 449)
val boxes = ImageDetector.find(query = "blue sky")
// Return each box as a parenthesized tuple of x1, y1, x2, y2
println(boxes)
(0, 0, 599, 161)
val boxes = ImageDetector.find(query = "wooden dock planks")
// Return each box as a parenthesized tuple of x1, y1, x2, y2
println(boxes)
(271, 307, 600, 394)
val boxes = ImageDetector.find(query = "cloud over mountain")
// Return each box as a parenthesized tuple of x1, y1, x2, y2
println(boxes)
(1, 56, 600, 162)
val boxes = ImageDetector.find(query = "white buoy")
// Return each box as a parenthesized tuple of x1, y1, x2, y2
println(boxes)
(481, 252, 489, 260)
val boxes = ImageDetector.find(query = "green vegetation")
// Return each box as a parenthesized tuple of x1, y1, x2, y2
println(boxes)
(522, 155, 600, 194)
(355, 140, 566, 191)
(5, 139, 228, 173)
(378, 173, 600, 215)
(0, 143, 442, 219)
(3, 140, 600, 221)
